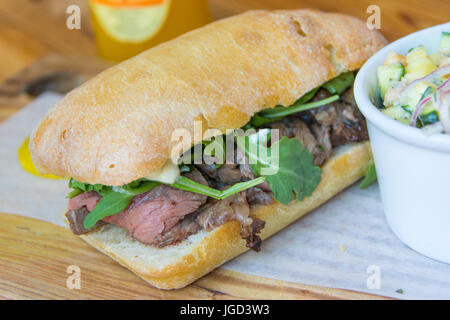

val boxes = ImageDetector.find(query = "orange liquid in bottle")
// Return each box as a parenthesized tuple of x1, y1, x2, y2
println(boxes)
(89, 0, 211, 61)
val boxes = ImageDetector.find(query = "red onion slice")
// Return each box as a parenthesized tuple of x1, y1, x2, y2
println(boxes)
(437, 78, 449, 90)
(399, 65, 450, 99)
(410, 96, 432, 127)
(439, 90, 450, 133)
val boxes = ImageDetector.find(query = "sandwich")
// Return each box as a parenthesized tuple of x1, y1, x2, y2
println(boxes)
(29, 9, 386, 289)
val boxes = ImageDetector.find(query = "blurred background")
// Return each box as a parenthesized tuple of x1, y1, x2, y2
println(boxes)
(0, 0, 449, 118)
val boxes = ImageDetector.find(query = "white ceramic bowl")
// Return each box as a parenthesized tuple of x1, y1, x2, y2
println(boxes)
(354, 22, 450, 263)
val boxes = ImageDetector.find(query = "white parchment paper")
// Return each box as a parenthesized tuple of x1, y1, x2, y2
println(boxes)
(1, 93, 450, 300)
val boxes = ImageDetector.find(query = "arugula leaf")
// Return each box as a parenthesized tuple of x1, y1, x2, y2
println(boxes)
(250, 72, 354, 127)
(83, 189, 134, 229)
(322, 72, 355, 95)
(171, 176, 266, 200)
(295, 87, 320, 105)
(68, 178, 105, 193)
(251, 95, 339, 127)
(66, 188, 83, 199)
(237, 135, 322, 205)
(359, 162, 377, 189)
(83, 180, 160, 229)
(262, 95, 339, 119)
(79, 175, 265, 229)
(250, 88, 318, 127)
(250, 113, 283, 127)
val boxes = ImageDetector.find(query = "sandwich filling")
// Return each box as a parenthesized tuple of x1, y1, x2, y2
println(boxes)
(65, 73, 368, 251)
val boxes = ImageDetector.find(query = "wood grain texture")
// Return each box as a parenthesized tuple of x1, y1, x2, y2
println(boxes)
(0, 213, 387, 300)
(209, 0, 450, 38)
(0, 0, 449, 82)
(0, 54, 111, 122)
(0, 0, 94, 82)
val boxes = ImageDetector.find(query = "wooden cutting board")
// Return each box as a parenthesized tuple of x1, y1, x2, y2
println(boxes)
(0, 213, 385, 300)
(0, 55, 387, 300)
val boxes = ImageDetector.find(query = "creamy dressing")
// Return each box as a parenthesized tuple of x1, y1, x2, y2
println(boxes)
(145, 161, 180, 184)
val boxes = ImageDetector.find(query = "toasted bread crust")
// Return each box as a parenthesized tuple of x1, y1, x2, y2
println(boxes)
(31, 10, 385, 186)
(71, 142, 372, 289)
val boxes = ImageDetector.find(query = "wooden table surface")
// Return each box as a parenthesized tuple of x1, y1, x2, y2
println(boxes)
(1, 0, 449, 85)
(0, 0, 448, 300)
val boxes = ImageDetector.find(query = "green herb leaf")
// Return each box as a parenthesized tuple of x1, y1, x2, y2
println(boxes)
(294, 87, 320, 105)
(238, 135, 322, 205)
(171, 176, 266, 200)
(80, 175, 264, 229)
(359, 162, 377, 189)
(263, 95, 339, 119)
(250, 87, 320, 130)
(68, 178, 105, 193)
(83, 181, 160, 229)
(251, 95, 339, 127)
(66, 188, 83, 199)
(113, 180, 161, 196)
(250, 113, 284, 127)
(322, 72, 355, 95)
(419, 110, 439, 126)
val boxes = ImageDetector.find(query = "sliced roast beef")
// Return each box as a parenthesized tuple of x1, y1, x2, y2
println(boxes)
(150, 213, 201, 247)
(66, 191, 103, 235)
(196, 155, 220, 180)
(235, 147, 254, 180)
(269, 118, 328, 166)
(311, 105, 336, 127)
(68, 190, 101, 212)
(196, 193, 265, 251)
(66, 168, 208, 245)
(65, 206, 105, 235)
(102, 184, 206, 244)
(65, 86, 368, 251)
(245, 187, 274, 206)
(305, 88, 368, 147)
(329, 102, 368, 146)
(340, 87, 357, 106)
(241, 217, 266, 251)
(102, 169, 208, 245)
(267, 121, 291, 139)
(217, 164, 243, 185)
(311, 123, 333, 164)
(195, 155, 243, 189)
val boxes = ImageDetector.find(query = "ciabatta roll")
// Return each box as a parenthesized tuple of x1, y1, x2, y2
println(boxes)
(31, 9, 386, 289)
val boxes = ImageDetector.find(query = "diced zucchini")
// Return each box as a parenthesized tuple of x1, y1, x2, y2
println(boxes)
(439, 31, 450, 50)
(377, 62, 405, 100)
(429, 53, 441, 66)
(419, 110, 439, 126)
(418, 100, 439, 126)
(382, 106, 411, 124)
(405, 45, 437, 81)
(401, 81, 433, 113)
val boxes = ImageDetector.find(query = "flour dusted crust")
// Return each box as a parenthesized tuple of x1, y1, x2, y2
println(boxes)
(68, 142, 372, 289)
(30, 10, 386, 186)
